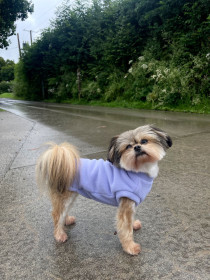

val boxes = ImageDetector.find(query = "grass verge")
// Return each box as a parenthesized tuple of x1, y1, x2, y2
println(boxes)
(1, 92, 209, 114)
(46, 98, 210, 114)
(0, 92, 24, 100)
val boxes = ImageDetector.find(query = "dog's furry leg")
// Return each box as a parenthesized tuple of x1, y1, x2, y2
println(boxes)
(65, 192, 78, 226)
(133, 219, 142, 230)
(36, 143, 80, 242)
(51, 191, 77, 242)
(117, 197, 141, 255)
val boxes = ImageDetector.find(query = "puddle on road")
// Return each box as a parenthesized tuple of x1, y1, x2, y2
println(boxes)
(1, 99, 210, 139)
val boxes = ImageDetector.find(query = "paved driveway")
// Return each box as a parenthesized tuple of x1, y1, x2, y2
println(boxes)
(0, 99, 209, 279)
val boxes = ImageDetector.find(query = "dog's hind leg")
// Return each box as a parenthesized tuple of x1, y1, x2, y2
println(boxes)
(117, 197, 141, 255)
(65, 192, 78, 226)
(133, 219, 142, 230)
(51, 191, 77, 242)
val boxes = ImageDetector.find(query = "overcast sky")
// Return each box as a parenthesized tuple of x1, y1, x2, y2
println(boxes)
(0, 0, 76, 63)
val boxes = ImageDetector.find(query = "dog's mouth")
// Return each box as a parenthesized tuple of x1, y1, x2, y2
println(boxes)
(135, 151, 147, 157)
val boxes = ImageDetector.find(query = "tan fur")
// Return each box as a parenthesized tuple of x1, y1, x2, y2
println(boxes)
(36, 142, 80, 194)
(117, 198, 141, 255)
(36, 125, 172, 255)
(36, 143, 80, 243)
(133, 219, 142, 230)
(118, 130, 166, 172)
(51, 191, 78, 243)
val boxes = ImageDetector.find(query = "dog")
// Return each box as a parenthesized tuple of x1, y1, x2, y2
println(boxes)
(36, 125, 172, 255)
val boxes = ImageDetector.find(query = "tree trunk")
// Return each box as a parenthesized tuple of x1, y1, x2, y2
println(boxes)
(77, 67, 81, 100)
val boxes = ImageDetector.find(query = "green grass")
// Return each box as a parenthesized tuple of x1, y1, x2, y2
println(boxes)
(0, 92, 24, 100)
(1, 92, 209, 114)
(44, 98, 210, 114)
(155, 103, 210, 114)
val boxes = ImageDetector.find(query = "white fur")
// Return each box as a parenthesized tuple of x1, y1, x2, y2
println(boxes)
(58, 192, 78, 228)
(138, 162, 159, 178)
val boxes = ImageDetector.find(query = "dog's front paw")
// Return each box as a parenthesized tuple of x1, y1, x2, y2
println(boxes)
(54, 230, 68, 243)
(123, 241, 141, 255)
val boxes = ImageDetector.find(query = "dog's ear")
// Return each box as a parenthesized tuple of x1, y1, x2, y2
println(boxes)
(151, 126, 172, 149)
(107, 136, 121, 166)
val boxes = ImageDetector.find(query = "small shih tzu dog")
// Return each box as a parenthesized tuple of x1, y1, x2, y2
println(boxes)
(36, 125, 172, 255)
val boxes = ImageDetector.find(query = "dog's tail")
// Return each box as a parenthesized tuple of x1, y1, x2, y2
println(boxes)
(36, 142, 80, 195)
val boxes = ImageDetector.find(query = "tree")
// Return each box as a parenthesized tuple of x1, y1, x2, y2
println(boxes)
(0, 0, 34, 48)
(0, 56, 15, 93)
(0, 57, 15, 82)
(0, 64, 15, 82)
(0, 57, 6, 68)
(14, 0, 210, 107)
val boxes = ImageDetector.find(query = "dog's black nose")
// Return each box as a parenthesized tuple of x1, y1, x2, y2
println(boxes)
(134, 145, 141, 152)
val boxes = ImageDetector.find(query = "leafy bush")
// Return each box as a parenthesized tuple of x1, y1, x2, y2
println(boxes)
(81, 80, 102, 101)
(0, 81, 13, 93)
(104, 70, 126, 102)
(12, 0, 210, 112)
(123, 51, 210, 108)
(13, 61, 29, 98)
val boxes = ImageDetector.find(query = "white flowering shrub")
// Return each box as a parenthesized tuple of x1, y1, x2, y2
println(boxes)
(77, 51, 209, 111)
(124, 51, 209, 108)
(128, 67, 133, 73)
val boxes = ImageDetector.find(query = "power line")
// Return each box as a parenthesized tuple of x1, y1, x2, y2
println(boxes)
(23, 29, 39, 45)
(5, 46, 19, 50)
(22, 1, 66, 39)
(23, 29, 32, 45)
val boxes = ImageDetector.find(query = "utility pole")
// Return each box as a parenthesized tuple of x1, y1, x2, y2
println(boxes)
(77, 67, 82, 100)
(30, 30, 32, 45)
(17, 33, 21, 58)
(23, 29, 33, 45)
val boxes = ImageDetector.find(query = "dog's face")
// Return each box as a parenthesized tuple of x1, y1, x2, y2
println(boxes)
(107, 125, 172, 172)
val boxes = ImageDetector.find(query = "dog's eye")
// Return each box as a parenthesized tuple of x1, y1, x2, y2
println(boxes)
(126, 144, 132, 150)
(141, 139, 148, 144)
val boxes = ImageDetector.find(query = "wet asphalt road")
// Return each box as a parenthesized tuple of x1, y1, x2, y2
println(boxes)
(0, 99, 210, 280)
